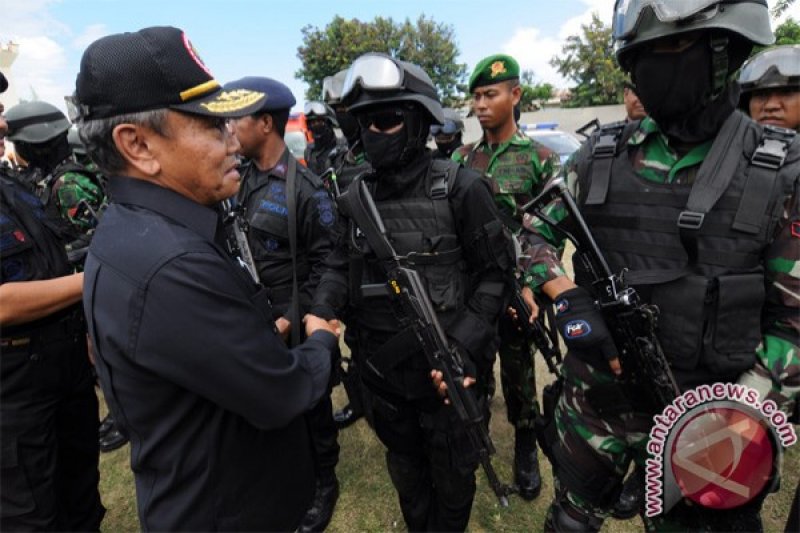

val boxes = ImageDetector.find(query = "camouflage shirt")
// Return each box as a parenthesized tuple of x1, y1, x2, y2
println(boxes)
(520, 116, 800, 414)
(453, 129, 559, 232)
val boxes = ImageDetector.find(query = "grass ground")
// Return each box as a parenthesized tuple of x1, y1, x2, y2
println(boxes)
(96, 350, 800, 532)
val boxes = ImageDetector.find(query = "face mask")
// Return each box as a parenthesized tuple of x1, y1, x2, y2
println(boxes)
(361, 124, 407, 170)
(335, 111, 360, 146)
(310, 122, 335, 146)
(435, 135, 461, 158)
(633, 35, 737, 142)
(633, 37, 713, 124)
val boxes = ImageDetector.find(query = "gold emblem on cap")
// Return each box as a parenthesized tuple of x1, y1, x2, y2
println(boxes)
(200, 89, 266, 113)
(490, 61, 507, 79)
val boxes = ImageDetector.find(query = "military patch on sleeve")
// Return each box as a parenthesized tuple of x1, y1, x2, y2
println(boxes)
(792, 221, 800, 239)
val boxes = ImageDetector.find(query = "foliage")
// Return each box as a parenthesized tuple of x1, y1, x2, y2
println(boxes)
(549, 13, 627, 107)
(772, 0, 796, 18)
(518, 69, 554, 110)
(296, 15, 467, 106)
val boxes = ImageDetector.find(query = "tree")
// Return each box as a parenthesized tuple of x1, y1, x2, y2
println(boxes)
(774, 17, 800, 45)
(772, 0, 796, 17)
(517, 70, 552, 110)
(296, 15, 467, 105)
(549, 13, 626, 107)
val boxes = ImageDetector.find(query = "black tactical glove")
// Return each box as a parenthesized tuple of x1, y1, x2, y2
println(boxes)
(554, 286, 617, 363)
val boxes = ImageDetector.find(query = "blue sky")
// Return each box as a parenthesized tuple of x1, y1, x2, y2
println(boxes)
(2, 0, 797, 112)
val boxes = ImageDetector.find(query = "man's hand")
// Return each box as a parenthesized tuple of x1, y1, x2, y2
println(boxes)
(431, 369, 476, 405)
(304, 314, 341, 339)
(508, 285, 540, 324)
(275, 317, 291, 341)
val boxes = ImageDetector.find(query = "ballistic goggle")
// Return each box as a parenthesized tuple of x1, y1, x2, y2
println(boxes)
(612, 0, 767, 41)
(304, 101, 333, 118)
(430, 121, 460, 136)
(342, 54, 407, 100)
(322, 75, 344, 103)
(739, 45, 800, 91)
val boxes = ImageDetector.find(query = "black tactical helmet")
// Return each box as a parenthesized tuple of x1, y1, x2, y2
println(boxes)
(613, 0, 774, 72)
(342, 53, 444, 124)
(322, 69, 348, 106)
(6, 101, 71, 144)
(739, 44, 800, 94)
(304, 101, 339, 127)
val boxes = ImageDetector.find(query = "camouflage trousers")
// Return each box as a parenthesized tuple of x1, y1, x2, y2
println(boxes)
(546, 353, 767, 531)
(498, 314, 539, 429)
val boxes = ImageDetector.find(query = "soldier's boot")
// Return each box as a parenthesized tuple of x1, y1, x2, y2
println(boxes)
(611, 468, 644, 520)
(298, 473, 339, 533)
(514, 427, 542, 500)
(544, 499, 603, 532)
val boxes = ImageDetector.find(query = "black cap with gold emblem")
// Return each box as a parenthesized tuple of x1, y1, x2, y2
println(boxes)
(73, 26, 266, 120)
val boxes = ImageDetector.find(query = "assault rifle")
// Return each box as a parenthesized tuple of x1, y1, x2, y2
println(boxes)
(220, 198, 260, 284)
(338, 177, 513, 507)
(521, 179, 680, 411)
(508, 280, 562, 376)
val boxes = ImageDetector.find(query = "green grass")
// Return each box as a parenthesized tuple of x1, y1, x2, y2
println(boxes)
(96, 353, 800, 532)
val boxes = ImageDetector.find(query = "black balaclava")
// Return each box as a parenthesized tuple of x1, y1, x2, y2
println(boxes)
(435, 133, 463, 158)
(360, 105, 429, 171)
(335, 108, 360, 148)
(309, 120, 336, 150)
(15, 132, 72, 176)
(632, 34, 741, 143)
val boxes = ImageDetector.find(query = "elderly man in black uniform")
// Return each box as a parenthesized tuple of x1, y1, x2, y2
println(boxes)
(0, 71, 105, 531)
(312, 53, 513, 531)
(224, 76, 341, 533)
(73, 27, 338, 531)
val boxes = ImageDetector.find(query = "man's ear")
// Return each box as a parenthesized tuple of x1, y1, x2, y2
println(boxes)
(260, 114, 273, 135)
(511, 83, 522, 106)
(112, 123, 161, 176)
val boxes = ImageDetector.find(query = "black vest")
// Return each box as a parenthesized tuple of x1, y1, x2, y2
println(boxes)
(575, 117, 799, 387)
(349, 159, 470, 400)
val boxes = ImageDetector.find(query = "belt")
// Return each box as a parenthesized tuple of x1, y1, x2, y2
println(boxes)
(1, 336, 31, 349)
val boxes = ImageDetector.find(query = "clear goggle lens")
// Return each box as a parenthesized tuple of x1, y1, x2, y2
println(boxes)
(342, 54, 404, 100)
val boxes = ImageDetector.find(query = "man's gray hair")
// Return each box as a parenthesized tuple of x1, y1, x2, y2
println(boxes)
(77, 109, 168, 175)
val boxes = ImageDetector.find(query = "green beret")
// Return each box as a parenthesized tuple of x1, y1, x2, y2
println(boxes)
(469, 54, 520, 92)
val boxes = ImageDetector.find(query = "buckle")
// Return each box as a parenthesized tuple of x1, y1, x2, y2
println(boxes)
(677, 211, 705, 230)
(751, 137, 790, 170)
(592, 134, 617, 158)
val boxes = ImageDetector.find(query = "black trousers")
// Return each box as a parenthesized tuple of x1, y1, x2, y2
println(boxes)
(1, 328, 105, 531)
(371, 393, 479, 532)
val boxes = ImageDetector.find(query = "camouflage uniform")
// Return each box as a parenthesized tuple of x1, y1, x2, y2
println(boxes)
(521, 116, 800, 529)
(453, 130, 559, 428)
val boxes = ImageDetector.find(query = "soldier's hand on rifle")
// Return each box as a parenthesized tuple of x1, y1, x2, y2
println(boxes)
(552, 286, 621, 376)
(304, 314, 341, 339)
(509, 285, 539, 323)
(431, 370, 476, 405)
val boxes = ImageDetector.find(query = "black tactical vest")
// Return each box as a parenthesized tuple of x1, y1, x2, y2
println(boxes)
(349, 159, 470, 400)
(575, 117, 799, 387)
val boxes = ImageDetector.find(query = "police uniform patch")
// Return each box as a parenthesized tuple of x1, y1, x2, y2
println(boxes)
(555, 298, 569, 314)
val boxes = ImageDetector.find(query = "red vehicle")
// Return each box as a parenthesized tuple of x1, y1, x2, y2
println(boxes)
(285, 112, 313, 166)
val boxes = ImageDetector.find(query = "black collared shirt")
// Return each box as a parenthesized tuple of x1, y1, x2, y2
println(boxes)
(84, 177, 334, 531)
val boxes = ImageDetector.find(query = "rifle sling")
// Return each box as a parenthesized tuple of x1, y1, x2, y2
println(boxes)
(286, 156, 302, 346)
